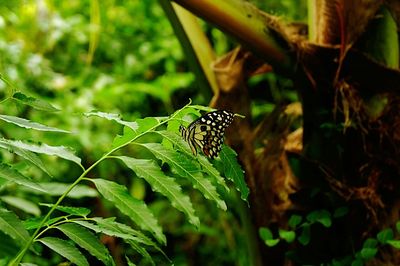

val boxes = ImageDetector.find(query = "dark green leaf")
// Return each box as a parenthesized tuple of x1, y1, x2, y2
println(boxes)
(333, 207, 349, 218)
(288, 214, 302, 228)
(377, 228, 394, 244)
(360, 247, 377, 259)
(23, 216, 64, 230)
(306, 209, 332, 227)
(363, 238, 378, 248)
(298, 224, 311, 246)
(37, 237, 89, 266)
(396, 221, 400, 233)
(218, 146, 249, 201)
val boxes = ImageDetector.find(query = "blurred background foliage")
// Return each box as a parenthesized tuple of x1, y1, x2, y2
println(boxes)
(0, 0, 306, 265)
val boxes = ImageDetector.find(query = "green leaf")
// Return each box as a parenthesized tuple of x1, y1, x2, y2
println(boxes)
(363, 238, 378, 248)
(298, 224, 311, 246)
(57, 223, 113, 266)
(39, 204, 90, 217)
(0, 115, 69, 133)
(360, 247, 377, 259)
(351, 258, 364, 266)
(166, 107, 200, 133)
(0, 231, 19, 259)
(126, 256, 137, 266)
(387, 240, 400, 249)
(259, 227, 273, 240)
(288, 214, 302, 228)
(306, 209, 332, 227)
(218, 146, 249, 201)
(90, 178, 165, 244)
(259, 227, 280, 247)
(0, 139, 81, 166)
(333, 206, 349, 218)
(0, 208, 30, 247)
(112, 117, 159, 147)
(23, 182, 97, 199)
(156, 131, 229, 192)
(139, 143, 226, 210)
(279, 229, 296, 243)
(0, 140, 52, 177)
(84, 111, 138, 130)
(23, 216, 64, 230)
(377, 228, 394, 244)
(125, 239, 154, 265)
(12, 92, 59, 112)
(0, 196, 41, 216)
(116, 156, 200, 227)
(37, 237, 89, 266)
(0, 163, 46, 193)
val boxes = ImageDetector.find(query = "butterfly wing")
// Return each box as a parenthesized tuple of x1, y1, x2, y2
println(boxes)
(188, 110, 234, 159)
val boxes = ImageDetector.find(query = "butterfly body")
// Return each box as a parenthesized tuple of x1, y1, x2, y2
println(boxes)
(179, 110, 235, 159)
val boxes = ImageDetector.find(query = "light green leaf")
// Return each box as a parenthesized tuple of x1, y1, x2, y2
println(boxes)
(387, 240, 400, 249)
(0, 196, 41, 216)
(37, 237, 89, 266)
(57, 223, 113, 266)
(377, 228, 394, 244)
(0, 139, 81, 166)
(116, 156, 200, 227)
(218, 146, 249, 201)
(84, 111, 138, 130)
(112, 117, 159, 148)
(0, 115, 69, 133)
(306, 209, 332, 227)
(12, 92, 59, 112)
(157, 131, 229, 192)
(0, 208, 30, 247)
(166, 107, 200, 133)
(39, 204, 90, 217)
(0, 163, 46, 192)
(139, 143, 226, 210)
(278, 229, 296, 243)
(23, 182, 97, 199)
(0, 140, 52, 177)
(259, 228, 280, 247)
(90, 178, 165, 244)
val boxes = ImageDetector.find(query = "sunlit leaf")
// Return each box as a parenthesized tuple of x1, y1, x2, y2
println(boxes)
(259, 227, 279, 247)
(0, 140, 52, 177)
(139, 143, 226, 210)
(112, 117, 159, 148)
(12, 92, 59, 112)
(0, 208, 30, 247)
(279, 229, 296, 243)
(116, 156, 200, 227)
(84, 111, 137, 130)
(0, 163, 46, 193)
(23, 183, 97, 199)
(90, 178, 165, 244)
(218, 146, 249, 201)
(387, 240, 400, 249)
(0, 115, 69, 133)
(0, 196, 41, 216)
(37, 237, 89, 266)
(57, 223, 113, 266)
(0, 140, 81, 166)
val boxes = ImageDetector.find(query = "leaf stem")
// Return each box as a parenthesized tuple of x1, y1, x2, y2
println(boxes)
(9, 100, 192, 265)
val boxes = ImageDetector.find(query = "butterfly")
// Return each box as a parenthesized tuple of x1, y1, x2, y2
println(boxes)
(179, 110, 235, 159)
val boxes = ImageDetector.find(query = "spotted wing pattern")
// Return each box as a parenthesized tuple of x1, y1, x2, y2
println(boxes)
(180, 110, 235, 159)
